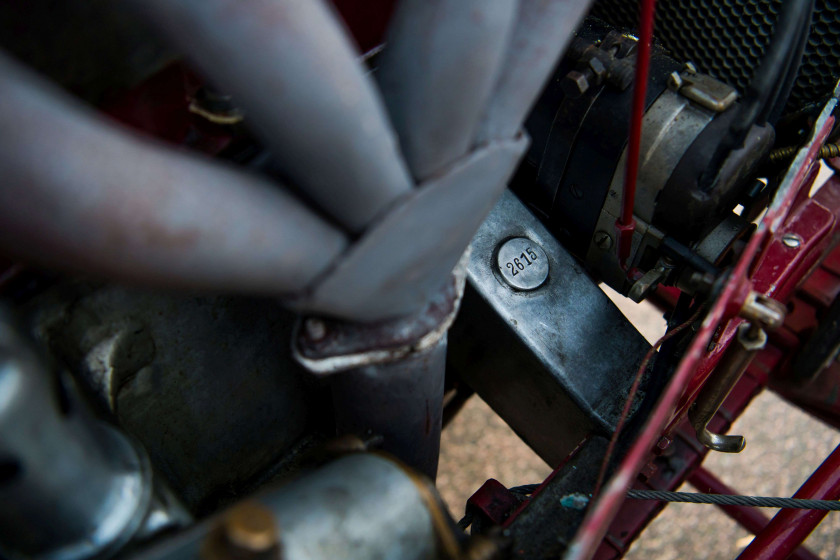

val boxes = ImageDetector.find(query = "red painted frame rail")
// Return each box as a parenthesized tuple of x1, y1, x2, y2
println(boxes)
(567, 80, 839, 559)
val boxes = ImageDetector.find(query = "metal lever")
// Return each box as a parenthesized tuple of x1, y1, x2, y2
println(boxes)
(689, 322, 767, 453)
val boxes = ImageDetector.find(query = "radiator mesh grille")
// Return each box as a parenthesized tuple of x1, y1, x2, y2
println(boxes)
(589, 0, 840, 112)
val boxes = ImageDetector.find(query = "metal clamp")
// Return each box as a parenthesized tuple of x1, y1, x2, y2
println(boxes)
(669, 63, 738, 113)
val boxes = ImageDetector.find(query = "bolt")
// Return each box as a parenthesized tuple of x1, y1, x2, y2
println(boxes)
(587, 57, 607, 82)
(304, 318, 327, 341)
(668, 71, 683, 91)
(782, 233, 802, 249)
(594, 231, 613, 251)
(656, 436, 672, 452)
(222, 502, 277, 553)
(561, 70, 590, 98)
(637, 462, 658, 483)
(684, 61, 698, 75)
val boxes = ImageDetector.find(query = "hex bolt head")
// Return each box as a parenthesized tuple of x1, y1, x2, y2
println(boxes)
(587, 57, 607, 82)
(594, 231, 613, 251)
(561, 70, 590, 98)
(683, 61, 698, 75)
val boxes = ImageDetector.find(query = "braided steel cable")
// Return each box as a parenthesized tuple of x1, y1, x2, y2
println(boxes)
(508, 485, 840, 511)
(626, 489, 840, 511)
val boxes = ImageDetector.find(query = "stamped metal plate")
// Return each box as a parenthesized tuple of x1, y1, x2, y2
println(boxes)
(496, 237, 549, 290)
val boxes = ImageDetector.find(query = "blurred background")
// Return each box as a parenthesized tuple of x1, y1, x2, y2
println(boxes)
(438, 290, 840, 559)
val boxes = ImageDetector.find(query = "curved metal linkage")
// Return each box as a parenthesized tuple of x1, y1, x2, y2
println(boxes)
(131, 0, 414, 233)
(0, 52, 348, 295)
(474, 0, 595, 144)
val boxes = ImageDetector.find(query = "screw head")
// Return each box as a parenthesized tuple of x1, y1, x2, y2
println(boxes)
(782, 233, 802, 249)
(683, 61, 698, 75)
(593, 231, 613, 251)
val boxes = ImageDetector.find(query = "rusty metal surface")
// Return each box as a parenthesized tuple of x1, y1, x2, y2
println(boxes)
(294, 268, 461, 372)
(0, 52, 348, 297)
(132, 0, 413, 233)
(376, 0, 518, 181)
(296, 136, 528, 321)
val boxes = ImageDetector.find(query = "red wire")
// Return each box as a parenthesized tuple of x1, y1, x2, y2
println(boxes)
(616, 0, 657, 267)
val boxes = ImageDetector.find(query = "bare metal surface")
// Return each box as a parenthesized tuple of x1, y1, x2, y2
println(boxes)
(449, 191, 650, 466)
(297, 136, 528, 321)
(0, 53, 347, 295)
(0, 314, 152, 559)
(584, 87, 715, 288)
(129, 454, 438, 560)
(262, 454, 436, 560)
(475, 0, 595, 143)
(133, 0, 413, 233)
(377, 0, 517, 180)
(623, 88, 715, 224)
(740, 292, 787, 331)
(496, 237, 549, 291)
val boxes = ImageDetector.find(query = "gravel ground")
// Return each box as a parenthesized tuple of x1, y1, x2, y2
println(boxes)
(438, 292, 840, 559)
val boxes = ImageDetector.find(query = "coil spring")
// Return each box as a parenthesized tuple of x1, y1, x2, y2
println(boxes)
(768, 143, 840, 163)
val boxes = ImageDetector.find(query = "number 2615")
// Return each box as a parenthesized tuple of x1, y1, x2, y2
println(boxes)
(505, 247, 539, 276)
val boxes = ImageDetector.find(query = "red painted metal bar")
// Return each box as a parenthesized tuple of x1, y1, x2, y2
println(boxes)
(567, 87, 836, 560)
(688, 467, 822, 560)
(615, 0, 657, 268)
(737, 443, 840, 560)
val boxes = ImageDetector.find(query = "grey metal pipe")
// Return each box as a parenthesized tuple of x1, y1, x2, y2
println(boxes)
(0, 313, 152, 559)
(330, 335, 447, 480)
(0, 52, 348, 295)
(132, 0, 413, 233)
(376, 0, 519, 180)
(263, 454, 438, 560)
(132, 454, 439, 560)
(474, 0, 594, 143)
